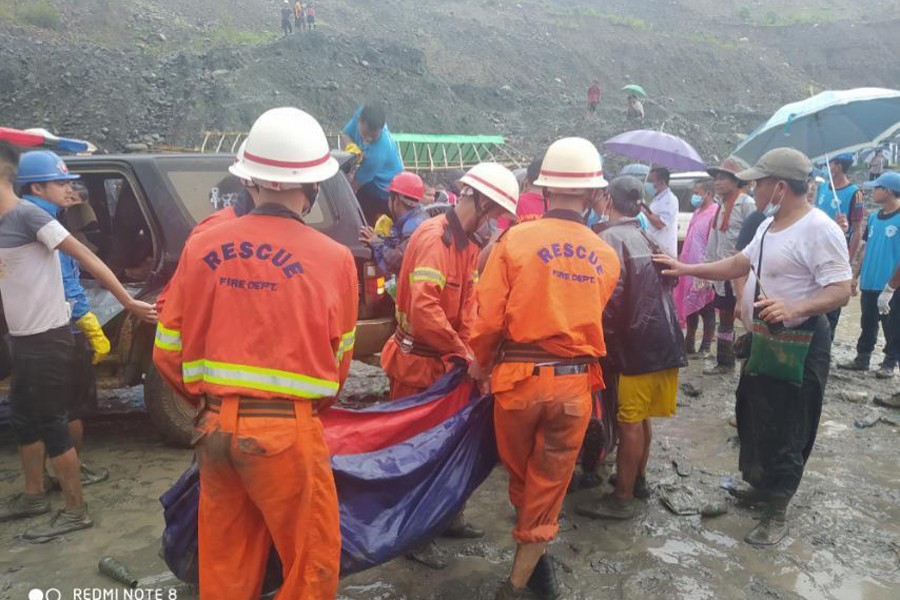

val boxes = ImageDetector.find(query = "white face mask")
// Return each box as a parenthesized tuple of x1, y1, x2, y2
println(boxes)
(764, 183, 786, 217)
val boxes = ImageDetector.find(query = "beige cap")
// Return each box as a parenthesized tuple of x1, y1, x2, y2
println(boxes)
(736, 148, 812, 182)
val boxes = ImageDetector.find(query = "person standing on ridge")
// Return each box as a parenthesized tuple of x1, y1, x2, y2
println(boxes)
(280, 1, 293, 36)
(470, 138, 620, 600)
(153, 107, 358, 599)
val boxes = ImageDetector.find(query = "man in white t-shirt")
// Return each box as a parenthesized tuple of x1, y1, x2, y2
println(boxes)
(0, 142, 156, 541)
(654, 148, 851, 548)
(640, 167, 678, 257)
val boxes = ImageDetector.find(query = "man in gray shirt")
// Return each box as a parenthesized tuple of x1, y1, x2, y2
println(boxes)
(0, 142, 155, 541)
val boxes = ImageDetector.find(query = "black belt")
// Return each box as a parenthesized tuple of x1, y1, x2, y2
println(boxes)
(499, 341, 597, 368)
(204, 396, 318, 419)
(532, 364, 590, 376)
(394, 328, 443, 358)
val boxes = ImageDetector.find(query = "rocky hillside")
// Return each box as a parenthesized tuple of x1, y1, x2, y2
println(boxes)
(0, 0, 898, 164)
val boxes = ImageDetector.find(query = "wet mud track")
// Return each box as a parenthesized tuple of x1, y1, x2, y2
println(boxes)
(1, 312, 897, 599)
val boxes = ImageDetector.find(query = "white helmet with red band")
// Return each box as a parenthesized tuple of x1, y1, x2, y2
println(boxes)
(458, 162, 518, 215)
(228, 141, 254, 184)
(533, 137, 608, 192)
(236, 107, 338, 189)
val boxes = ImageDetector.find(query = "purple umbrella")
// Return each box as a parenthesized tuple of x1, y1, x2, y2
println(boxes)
(603, 130, 706, 172)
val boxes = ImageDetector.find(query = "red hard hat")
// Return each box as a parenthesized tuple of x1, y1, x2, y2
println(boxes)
(388, 172, 425, 203)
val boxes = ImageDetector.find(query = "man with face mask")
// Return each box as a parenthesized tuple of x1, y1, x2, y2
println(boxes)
(358, 171, 427, 277)
(703, 158, 756, 375)
(469, 138, 620, 600)
(655, 148, 851, 547)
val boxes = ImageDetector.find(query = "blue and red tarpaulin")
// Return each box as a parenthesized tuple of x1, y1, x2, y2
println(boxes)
(160, 367, 499, 588)
(0, 127, 94, 154)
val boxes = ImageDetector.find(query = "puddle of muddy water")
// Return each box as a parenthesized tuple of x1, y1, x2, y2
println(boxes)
(1, 303, 898, 600)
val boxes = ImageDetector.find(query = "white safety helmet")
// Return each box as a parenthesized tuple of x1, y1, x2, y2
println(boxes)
(533, 137, 608, 193)
(458, 162, 519, 215)
(229, 141, 254, 185)
(234, 107, 338, 190)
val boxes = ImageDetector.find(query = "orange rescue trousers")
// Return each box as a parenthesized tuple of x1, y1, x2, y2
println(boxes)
(494, 368, 592, 544)
(195, 397, 340, 600)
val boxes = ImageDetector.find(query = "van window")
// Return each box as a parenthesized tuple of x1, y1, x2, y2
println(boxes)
(66, 173, 155, 284)
(161, 168, 333, 230)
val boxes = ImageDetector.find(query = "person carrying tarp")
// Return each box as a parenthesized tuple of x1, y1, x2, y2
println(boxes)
(153, 107, 358, 599)
(469, 138, 620, 600)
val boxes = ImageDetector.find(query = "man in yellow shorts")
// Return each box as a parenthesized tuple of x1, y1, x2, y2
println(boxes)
(576, 176, 688, 520)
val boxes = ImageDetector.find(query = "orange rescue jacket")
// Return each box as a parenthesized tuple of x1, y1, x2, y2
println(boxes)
(470, 209, 621, 394)
(153, 204, 358, 406)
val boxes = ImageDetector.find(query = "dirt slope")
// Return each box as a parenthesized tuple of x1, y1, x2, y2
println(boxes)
(0, 0, 898, 161)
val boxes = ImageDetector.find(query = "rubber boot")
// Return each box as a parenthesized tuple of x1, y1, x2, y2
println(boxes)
(575, 495, 636, 520)
(684, 325, 697, 356)
(527, 553, 561, 600)
(726, 482, 770, 506)
(699, 327, 715, 356)
(838, 353, 871, 371)
(0, 493, 50, 522)
(876, 358, 897, 379)
(406, 541, 448, 570)
(442, 511, 484, 538)
(706, 329, 735, 374)
(744, 495, 789, 546)
(495, 579, 531, 600)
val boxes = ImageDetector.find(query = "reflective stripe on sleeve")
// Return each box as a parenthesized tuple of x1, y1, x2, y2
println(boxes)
(154, 324, 182, 351)
(181, 359, 339, 399)
(335, 327, 357, 363)
(410, 267, 446, 288)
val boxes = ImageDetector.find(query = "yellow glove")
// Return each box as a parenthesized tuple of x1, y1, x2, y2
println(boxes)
(374, 215, 394, 237)
(75, 312, 111, 365)
(345, 142, 363, 156)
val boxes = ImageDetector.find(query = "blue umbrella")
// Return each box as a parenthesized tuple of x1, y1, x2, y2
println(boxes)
(732, 87, 900, 165)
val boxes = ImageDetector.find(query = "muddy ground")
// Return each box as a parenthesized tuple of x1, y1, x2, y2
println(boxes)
(1, 303, 898, 600)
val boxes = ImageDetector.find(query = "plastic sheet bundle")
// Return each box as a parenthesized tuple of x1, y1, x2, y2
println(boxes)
(160, 367, 498, 588)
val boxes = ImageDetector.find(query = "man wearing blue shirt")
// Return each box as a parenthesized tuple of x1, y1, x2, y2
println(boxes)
(342, 103, 404, 225)
(358, 172, 427, 277)
(841, 172, 900, 379)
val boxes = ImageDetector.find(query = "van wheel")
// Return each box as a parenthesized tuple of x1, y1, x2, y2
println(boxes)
(144, 363, 195, 447)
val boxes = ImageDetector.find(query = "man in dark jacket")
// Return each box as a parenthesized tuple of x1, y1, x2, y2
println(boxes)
(577, 176, 687, 520)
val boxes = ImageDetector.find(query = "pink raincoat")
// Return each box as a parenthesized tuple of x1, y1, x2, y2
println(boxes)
(673, 202, 717, 326)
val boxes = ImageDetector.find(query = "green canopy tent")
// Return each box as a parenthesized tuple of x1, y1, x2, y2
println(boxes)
(392, 133, 528, 172)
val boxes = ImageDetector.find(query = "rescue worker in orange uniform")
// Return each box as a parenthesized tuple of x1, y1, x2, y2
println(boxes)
(153, 107, 358, 600)
(156, 142, 258, 314)
(381, 161, 519, 566)
(469, 138, 621, 600)
(381, 162, 520, 400)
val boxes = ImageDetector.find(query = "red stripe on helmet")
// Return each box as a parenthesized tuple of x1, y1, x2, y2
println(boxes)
(243, 151, 331, 169)
(539, 169, 604, 178)
(465, 173, 516, 205)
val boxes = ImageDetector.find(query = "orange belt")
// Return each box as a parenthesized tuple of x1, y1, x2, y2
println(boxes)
(205, 396, 318, 419)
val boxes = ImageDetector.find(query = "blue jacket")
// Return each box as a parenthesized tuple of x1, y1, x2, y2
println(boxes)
(343, 107, 404, 192)
(371, 207, 427, 276)
(23, 194, 90, 321)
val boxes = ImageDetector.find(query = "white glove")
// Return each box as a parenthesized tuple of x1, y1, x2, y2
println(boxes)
(878, 285, 895, 316)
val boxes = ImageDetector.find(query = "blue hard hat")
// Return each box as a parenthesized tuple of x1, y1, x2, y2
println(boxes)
(865, 171, 900, 193)
(831, 152, 855, 164)
(17, 151, 80, 185)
